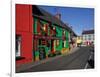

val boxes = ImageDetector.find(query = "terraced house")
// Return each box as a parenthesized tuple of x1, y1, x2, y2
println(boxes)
(16, 4, 76, 65)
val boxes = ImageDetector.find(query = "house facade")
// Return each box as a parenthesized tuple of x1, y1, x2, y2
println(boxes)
(82, 30, 94, 45)
(16, 4, 33, 65)
(76, 36, 82, 46)
(32, 5, 74, 61)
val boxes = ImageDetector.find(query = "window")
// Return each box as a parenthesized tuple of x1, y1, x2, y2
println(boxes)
(64, 41, 66, 47)
(88, 35, 91, 40)
(43, 24, 46, 31)
(40, 20, 48, 36)
(50, 26, 56, 37)
(34, 18, 38, 34)
(88, 38, 91, 40)
(78, 37, 80, 39)
(53, 26, 56, 30)
(88, 36, 91, 40)
(16, 35, 21, 57)
(56, 40, 60, 46)
(63, 30, 65, 35)
(82, 36, 84, 40)
(92, 35, 94, 40)
(84, 35, 87, 40)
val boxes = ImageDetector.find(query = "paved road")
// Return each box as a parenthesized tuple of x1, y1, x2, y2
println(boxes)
(19, 46, 94, 73)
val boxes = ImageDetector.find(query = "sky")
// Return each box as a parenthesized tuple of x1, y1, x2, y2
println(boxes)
(39, 5, 94, 36)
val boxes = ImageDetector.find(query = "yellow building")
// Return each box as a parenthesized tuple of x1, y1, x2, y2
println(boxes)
(76, 36, 82, 47)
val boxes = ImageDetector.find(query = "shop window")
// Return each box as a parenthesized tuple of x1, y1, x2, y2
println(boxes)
(16, 35, 21, 57)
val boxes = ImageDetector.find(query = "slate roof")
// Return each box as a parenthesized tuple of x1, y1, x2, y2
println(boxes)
(82, 30, 94, 34)
(32, 5, 77, 36)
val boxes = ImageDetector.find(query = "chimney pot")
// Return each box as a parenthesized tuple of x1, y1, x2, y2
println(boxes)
(55, 13, 61, 20)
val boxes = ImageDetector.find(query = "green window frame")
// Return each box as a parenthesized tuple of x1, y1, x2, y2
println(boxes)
(34, 18, 38, 34)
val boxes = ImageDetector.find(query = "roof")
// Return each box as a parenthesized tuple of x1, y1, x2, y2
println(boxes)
(32, 5, 77, 36)
(82, 30, 94, 35)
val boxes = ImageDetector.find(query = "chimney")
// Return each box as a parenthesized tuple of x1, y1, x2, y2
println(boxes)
(55, 13, 61, 20)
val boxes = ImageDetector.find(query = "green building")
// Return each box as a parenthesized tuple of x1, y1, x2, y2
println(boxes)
(32, 5, 76, 61)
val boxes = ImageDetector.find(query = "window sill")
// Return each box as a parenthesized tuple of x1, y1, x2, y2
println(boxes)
(16, 56, 25, 61)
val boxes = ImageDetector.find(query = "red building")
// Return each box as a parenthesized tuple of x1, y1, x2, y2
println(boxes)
(16, 4, 33, 65)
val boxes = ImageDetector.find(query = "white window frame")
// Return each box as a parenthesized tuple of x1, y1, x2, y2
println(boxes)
(16, 35, 21, 57)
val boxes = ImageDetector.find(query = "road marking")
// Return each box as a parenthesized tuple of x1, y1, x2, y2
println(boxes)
(89, 55, 92, 60)
(84, 63, 88, 69)
(84, 54, 92, 69)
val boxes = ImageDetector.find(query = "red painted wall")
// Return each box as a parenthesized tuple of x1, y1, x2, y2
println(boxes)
(16, 4, 33, 65)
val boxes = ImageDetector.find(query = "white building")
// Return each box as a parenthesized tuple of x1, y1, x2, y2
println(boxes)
(82, 30, 94, 45)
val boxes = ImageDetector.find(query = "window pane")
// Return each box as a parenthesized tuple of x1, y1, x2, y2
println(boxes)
(16, 35, 21, 57)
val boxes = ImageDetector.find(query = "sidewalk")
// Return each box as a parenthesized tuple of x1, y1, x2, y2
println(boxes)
(16, 47, 79, 73)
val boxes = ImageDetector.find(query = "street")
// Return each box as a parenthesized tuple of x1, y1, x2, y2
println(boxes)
(18, 46, 94, 73)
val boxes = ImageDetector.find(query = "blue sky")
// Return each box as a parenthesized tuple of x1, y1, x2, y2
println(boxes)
(39, 5, 94, 36)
